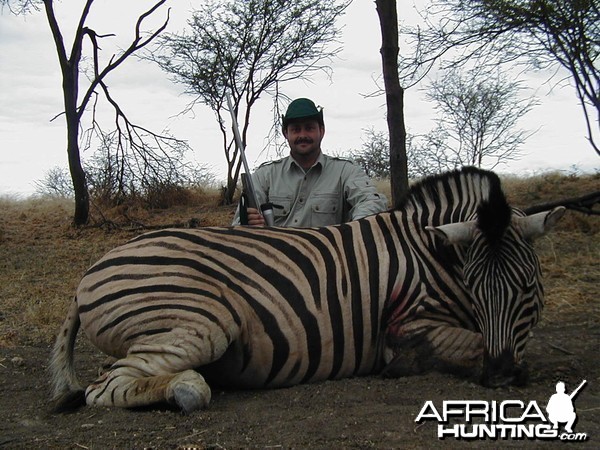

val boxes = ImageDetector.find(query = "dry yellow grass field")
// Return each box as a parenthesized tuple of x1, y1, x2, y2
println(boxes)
(0, 172, 598, 347)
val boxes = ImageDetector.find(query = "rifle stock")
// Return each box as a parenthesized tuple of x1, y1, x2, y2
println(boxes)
(240, 173, 257, 210)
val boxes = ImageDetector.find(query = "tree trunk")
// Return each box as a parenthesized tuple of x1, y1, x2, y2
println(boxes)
(67, 120, 89, 225)
(375, 0, 408, 208)
(44, 0, 90, 225)
(223, 171, 237, 205)
(63, 62, 89, 225)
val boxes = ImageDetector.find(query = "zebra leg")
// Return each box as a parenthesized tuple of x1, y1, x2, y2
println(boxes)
(85, 333, 227, 412)
(86, 364, 210, 413)
(383, 324, 483, 378)
(97, 356, 117, 377)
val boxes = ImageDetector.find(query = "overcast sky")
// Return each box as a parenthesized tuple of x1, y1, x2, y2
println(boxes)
(0, 0, 597, 196)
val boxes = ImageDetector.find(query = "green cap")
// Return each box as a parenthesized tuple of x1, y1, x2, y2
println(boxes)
(282, 98, 324, 127)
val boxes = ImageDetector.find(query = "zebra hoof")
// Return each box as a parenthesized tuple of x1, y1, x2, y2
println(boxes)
(167, 370, 211, 414)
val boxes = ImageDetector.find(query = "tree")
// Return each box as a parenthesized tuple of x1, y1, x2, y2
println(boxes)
(83, 131, 208, 208)
(2, 0, 183, 225)
(375, 0, 408, 207)
(406, 129, 450, 179)
(150, 0, 350, 205)
(349, 128, 390, 179)
(34, 166, 73, 198)
(399, 0, 600, 156)
(414, 67, 537, 171)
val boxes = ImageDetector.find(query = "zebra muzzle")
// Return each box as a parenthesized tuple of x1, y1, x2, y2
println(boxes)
(481, 351, 528, 388)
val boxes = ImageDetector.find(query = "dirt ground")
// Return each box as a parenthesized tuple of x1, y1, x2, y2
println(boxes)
(1, 311, 598, 449)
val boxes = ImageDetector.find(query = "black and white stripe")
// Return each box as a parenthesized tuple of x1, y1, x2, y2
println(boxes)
(49, 167, 564, 412)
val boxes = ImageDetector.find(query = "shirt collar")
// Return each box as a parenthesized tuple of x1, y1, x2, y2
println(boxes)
(287, 152, 327, 173)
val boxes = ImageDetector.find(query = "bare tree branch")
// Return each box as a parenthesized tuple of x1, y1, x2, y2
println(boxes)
(524, 190, 600, 215)
(4, 0, 176, 224)
(78, 0, 170, 119)
(409, 67, 537, 174)
(399, 0, 600, 156)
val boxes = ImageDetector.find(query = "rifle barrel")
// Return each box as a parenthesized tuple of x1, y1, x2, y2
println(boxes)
(226, 93, 261, 212)
(569, 379, 587, 399)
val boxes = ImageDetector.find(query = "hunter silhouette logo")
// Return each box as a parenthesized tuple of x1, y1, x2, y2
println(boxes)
(415, 379, 589, 441)
(546, 380, 586, 434)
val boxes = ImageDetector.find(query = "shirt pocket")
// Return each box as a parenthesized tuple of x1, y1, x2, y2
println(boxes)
(311, 192, 341, 227)
(269, 195, 293, 222)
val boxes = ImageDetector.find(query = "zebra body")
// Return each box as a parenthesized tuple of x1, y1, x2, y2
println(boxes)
(78, 218, 393, 389)
(50, 168, 564, 412)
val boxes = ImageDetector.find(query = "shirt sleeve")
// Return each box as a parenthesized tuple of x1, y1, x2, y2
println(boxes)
(342, 163, 388, 220)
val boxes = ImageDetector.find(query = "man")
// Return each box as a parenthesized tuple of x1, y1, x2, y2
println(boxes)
(233, 98, 387, 227)
(546, 381, 579, 433)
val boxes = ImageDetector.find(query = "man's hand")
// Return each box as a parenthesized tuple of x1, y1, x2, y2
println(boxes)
(246, 208, 266, 226)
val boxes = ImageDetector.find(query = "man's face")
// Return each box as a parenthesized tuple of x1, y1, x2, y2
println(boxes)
(284, 119, 325, 160)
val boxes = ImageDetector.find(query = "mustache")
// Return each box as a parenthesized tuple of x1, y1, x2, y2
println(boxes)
(294, 137, 314, 145)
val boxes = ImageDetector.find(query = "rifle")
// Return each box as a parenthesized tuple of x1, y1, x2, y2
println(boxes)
(569, 379, 587, 400)
(226, 93, 274, 226)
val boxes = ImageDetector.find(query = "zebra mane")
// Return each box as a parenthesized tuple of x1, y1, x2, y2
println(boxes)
(476, 179, 512, 246)
(398, 167, 512, 245)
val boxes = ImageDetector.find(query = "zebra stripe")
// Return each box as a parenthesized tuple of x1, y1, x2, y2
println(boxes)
(49, 167, 564, 412)
(77, 223, 390, 386)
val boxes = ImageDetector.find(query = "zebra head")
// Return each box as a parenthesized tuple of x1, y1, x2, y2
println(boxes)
(427, 203, 565, 387)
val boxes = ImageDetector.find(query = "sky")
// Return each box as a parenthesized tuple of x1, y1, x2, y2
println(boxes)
(0, 0, 597, 197)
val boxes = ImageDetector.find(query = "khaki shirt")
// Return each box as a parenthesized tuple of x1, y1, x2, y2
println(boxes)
(233, 153, 388, 227)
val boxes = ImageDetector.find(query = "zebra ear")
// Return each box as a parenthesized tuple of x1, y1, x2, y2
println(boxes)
(425, 221, 477, 246)
(516, 207, 566, 240)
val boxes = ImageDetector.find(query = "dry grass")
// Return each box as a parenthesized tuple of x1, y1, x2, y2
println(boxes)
(0, 173, 597, 347)
(501, 172, 599, 325)
(0, 190, 232, 347)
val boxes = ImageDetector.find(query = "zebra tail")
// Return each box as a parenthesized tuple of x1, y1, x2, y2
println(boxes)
(48, 296, 85, 412)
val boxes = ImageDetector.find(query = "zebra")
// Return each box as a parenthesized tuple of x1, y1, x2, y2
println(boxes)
(49, 167, 565, 413)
